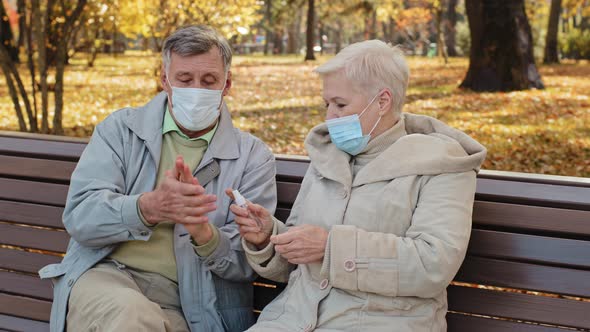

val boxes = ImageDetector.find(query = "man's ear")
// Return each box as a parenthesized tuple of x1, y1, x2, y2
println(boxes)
(377, 89, 393, 116)
(223, 71, 232, 96)
(161, 66, 169, 93)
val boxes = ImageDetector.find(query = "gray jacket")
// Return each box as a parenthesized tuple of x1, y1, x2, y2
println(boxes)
(39, 92, 277, 332)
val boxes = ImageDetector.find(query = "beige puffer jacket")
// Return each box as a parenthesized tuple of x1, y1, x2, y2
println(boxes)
(245, 113, 487, 332)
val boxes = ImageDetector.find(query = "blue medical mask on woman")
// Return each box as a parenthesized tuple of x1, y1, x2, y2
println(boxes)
(326, 92, 383, 156)
(167, 74, 226, 131)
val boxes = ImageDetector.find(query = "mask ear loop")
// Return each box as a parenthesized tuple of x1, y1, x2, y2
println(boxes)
(217, 72, 228, 110)
(359, 90, 384, 136)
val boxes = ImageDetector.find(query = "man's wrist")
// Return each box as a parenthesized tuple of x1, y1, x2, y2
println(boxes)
(138, 192, 158, 225)
(190, 223, 214, 245)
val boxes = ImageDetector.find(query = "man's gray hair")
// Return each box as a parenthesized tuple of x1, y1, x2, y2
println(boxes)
(162, 25, 232, 74)
(315, 40, 410, 116)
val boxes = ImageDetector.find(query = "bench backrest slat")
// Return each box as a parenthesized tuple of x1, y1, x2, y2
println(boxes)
(0, 201, 65, 229)
(473, 201, 590, 236)
(0, 178, 69, 207)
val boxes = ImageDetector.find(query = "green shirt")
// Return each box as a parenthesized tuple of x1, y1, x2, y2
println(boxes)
(110, 108, 219, 282)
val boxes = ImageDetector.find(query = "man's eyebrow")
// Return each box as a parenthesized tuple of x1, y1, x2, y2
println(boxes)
(176, 71, 193, 76)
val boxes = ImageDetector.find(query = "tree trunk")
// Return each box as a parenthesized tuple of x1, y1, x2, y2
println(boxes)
(436, 1, 449, 63)
(264, 0, 272, 55)
(0, 0, 19, 63)
(544, 0, 562, 64)
(334, 20, 342, 53)
(318, 22, 324, 55)
(370, 8, 377, 39)
(53, 0, 87, 135)
(0, 47, 27, 131)
(286, 14, 300, 54)
(305, 0, 315, 61)
(444, 0, 458, 56)
(26, 7, 39, 131)
(460, 0, 544, 91)
(17, 0, 26, 49)
(32, 0, 50, 133)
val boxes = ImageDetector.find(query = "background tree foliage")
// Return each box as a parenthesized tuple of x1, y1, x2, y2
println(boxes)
(1, 0, 589, 176)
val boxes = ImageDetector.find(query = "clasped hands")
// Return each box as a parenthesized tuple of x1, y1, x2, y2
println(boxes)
(138, 156, 216, 244)
(229, 198, 329, 265)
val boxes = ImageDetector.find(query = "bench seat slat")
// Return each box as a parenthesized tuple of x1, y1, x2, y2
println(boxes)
(0, 178, 69, 207)
(473, 201, 590, 236)
(0, 201, 65, 229)
(448, 285, 590, 329)
(468, 229, 590, 269)
(455, 256, 590, 297)
(0, 313, 49, 332)
(0, 248, 62, 275)
(446, 312, 570, 332)
(0, 271, 53, 301)
(0, 223, 69, 253)
(0, 293, 51, 322)
(0, 155, 76, 183)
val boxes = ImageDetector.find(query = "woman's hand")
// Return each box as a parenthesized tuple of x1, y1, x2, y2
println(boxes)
(226, 189, 274, 248)
(271, 225, 329, 264)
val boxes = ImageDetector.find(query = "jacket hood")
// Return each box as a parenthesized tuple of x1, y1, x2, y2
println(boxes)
(304, 113, 487, 187)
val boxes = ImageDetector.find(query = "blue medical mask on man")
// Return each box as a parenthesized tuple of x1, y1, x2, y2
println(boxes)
(326, 91, 383, 156)
(166, 73, 227, 131)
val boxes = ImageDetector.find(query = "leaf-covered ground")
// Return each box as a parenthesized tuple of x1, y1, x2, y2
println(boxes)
(1, 53, 588, 177)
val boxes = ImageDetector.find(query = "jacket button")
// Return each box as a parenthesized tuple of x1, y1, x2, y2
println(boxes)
(305, 323, 313, 332)
(67, 279, 74, 287)
(207, 260, 215, 267)
(344, 259, 356, 272)
(140, 231, 149, 237)
(319, 279, 329, 290)
(340, 190, 348, 198)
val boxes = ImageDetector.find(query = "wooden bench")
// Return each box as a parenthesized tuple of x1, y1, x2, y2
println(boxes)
(1, 130, 589, 332)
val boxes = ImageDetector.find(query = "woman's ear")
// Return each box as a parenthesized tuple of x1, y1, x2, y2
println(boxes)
(377, 89, 393, 116)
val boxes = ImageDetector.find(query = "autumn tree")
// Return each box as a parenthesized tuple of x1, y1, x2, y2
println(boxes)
(444, 0, 459, 56)
(0, 0, 87, 134)
(544, 0, 562, 63)
(460, 0, 544, 92)
(305, 0, 315, 60)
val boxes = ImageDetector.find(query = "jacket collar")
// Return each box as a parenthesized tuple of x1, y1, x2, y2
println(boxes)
(305, 113, 487, 188)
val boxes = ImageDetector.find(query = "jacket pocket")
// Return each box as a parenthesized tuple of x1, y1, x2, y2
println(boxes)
(366, 293, 433, 317)
(357, 258, 398, 296)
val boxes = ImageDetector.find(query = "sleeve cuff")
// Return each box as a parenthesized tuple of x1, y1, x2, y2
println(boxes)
(242, 217, 280, 265)
(329, 225, 358, 291)
(192, 225, 220, 257)
(136, 196, 155, 228)
(121, 194, 152, 240)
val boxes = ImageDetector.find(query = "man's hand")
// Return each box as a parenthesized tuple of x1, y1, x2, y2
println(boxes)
(270, 225, 329, 264)
(138, 156, 217, 244)
(227, 189, 274, 249)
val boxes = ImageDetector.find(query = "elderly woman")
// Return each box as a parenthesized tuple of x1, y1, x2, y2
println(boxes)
(229, 40, 486, 331)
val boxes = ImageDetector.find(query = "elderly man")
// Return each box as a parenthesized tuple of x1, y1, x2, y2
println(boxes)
(39, 25, 277, 332)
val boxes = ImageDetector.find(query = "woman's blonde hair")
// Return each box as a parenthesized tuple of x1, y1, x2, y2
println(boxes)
(315, 40, 410, 116)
